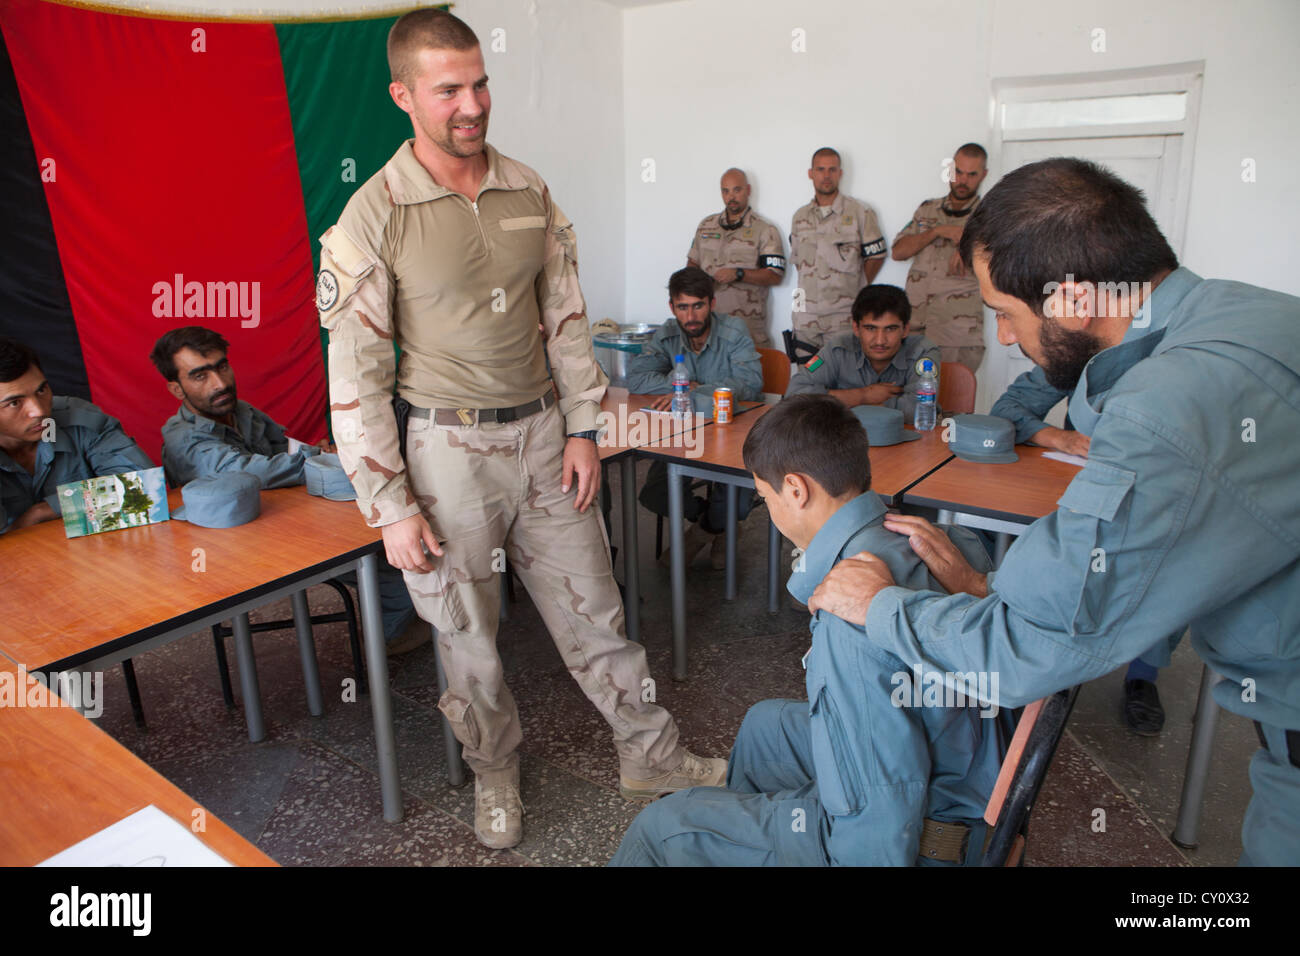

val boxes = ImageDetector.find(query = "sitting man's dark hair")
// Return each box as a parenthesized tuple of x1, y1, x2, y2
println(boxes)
(851, 284, 911, 326)
(150, 326, 230, 382)
(0, 336, 41, 383)
(958, 157, 1178, 315)
(668, 266, 715, 302)
(744, 394, 871, 497)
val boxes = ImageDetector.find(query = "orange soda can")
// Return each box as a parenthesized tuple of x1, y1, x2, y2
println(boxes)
(714, 387, 733, 424)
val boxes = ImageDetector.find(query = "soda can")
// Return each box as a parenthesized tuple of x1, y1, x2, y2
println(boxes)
(713, 387, 733, 424)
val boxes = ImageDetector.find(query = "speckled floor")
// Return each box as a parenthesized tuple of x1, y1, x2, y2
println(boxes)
(86, 459, 1248, 866)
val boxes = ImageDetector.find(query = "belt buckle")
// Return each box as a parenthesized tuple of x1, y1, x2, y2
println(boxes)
(455, 408, 475, 426)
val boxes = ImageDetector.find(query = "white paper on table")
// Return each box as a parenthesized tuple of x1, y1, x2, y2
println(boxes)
(1041, 451, 1088, 467)
(38, 805, 233, 867)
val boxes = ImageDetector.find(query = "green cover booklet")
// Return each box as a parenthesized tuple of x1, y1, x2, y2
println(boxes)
(56, 467, 170, 538)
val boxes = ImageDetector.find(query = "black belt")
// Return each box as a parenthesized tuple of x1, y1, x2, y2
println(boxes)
(408, 390, 556, 427)
(1253, 721, 1300, 769)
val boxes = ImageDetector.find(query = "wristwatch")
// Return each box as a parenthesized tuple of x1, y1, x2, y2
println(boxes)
(569, 430, 600, 442)
(735, 267, 746, 282)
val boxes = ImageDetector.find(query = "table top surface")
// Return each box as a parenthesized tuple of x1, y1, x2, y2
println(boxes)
(903, 444, 1085, 521)
(0, 486, 382, 671)
(0, 659, 275, 867)
(638, 410, 953, 505)
(597, 388, 756, 460)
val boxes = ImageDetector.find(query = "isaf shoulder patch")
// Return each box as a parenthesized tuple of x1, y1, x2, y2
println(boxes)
(316, 270, 339, 312)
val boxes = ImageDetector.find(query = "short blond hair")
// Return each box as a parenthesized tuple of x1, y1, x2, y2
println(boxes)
(387, 8, 479, 88)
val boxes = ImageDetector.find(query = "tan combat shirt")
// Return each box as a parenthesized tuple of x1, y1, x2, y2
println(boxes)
(317, 140, 605, 527)
(893, 195, 983, 348)
(789, 193, 887, 323)
(687, 207, 785, 338)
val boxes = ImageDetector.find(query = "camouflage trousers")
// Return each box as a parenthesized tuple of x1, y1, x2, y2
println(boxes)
(402, 402, 682, 784)
(791, 312, 853, 350)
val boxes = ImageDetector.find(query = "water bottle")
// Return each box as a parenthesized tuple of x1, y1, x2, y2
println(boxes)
(670, 354, 692, 419)
(914, 359, 937, 431)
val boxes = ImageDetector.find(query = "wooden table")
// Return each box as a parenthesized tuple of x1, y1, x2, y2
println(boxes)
(0, 486, 418, 823)
(0, 659, 275, 866)
(639, 412, 954, 679)
(903, 444, 1083, 523)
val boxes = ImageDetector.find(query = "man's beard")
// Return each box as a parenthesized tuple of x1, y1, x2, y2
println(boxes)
(422, 113, 489, 159)
(1039, 315, 1104, 392)
(188, 383, 237, 418)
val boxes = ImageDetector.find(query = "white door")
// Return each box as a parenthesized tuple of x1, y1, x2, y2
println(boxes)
(976, 134, 1184, 421)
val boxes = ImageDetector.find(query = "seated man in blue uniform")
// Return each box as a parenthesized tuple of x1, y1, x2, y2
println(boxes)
(785, 284, 940, 423)
(0, 337, 153, 534)
(610, 394, 1013, 866)
(626, 267, 764, 569)
(810, 158, 1300, 866)
(992, 365, 1180, 735)
(150, 326, 423, 654)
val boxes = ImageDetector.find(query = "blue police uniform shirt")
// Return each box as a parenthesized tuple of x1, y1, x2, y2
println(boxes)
(786, 491, 1012, 864)
(861, 268, 1300, 863)
(161, 400, 318, 489)
(0, 396, 154, 534)
(785, 331, 940, 421)
(624, 312, 763, 411)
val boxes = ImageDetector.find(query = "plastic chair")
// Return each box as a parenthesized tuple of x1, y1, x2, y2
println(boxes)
(939, 361, 976, 415)
(980, 685, 1081, 865)
(758, 347, 792, 396)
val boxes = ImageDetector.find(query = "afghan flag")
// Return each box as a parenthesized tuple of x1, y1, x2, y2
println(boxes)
(0, 0, 433, 462)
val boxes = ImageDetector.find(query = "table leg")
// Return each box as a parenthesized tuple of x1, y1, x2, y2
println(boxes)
(621, 455, 640, 645)
(290, 589, 324, 718)
(431, 625, 466, 788)
(1171, 663, 1223, 849)
(994, 532, 1013, 568)
(359, 552, 404, 823)
(724, 483, 738, 600)
(668, 462, 687, 681)
(767, 515, 781, 613)
(230, 613, 265, 743)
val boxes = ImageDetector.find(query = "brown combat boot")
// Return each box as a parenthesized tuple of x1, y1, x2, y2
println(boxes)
(619, 750, 727, 802)
(474, 777, 524, 849)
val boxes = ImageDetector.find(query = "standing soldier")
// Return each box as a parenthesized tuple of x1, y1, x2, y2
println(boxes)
(687, 168, 785, 349)
(789, 147, 887, 348)
(891, 143, 989, 373)
(317, 8, 724, 851)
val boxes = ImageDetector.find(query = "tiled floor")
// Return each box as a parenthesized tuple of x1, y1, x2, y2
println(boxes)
(88, 459, 1249, 866)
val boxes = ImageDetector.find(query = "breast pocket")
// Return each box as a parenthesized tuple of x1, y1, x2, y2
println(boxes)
(489, 216, 546, 272)
(819, 236, 859, 273)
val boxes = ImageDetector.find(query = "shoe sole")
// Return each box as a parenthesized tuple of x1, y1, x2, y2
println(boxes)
(474, 829, 523, 849)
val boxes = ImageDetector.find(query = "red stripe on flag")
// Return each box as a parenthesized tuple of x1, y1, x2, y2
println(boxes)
(1, 0, 325, 464)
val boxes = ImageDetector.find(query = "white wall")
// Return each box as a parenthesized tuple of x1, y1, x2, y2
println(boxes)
(622, 0, 1300, 383)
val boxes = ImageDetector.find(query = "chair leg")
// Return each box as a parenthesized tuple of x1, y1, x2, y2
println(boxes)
(122, 658, 146, 729)
(323, 578, 368, 697)
(211, 626, 235, 708)
(655, 514, 664, 558)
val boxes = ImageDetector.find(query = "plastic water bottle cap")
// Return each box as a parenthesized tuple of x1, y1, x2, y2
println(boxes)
(674, 354, 685, 363)
(922, 359, 934, 372)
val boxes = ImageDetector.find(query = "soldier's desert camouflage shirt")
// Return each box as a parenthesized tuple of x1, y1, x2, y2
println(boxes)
(789, 192, 887, 322)
(687, 207, 785, 339)
(893, 196, 984, 348)
(317, 140, 606, 528)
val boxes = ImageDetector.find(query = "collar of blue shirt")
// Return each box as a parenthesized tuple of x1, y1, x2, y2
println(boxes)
(1068, 267, 1202, 436)
(786, 491, 889, 606)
